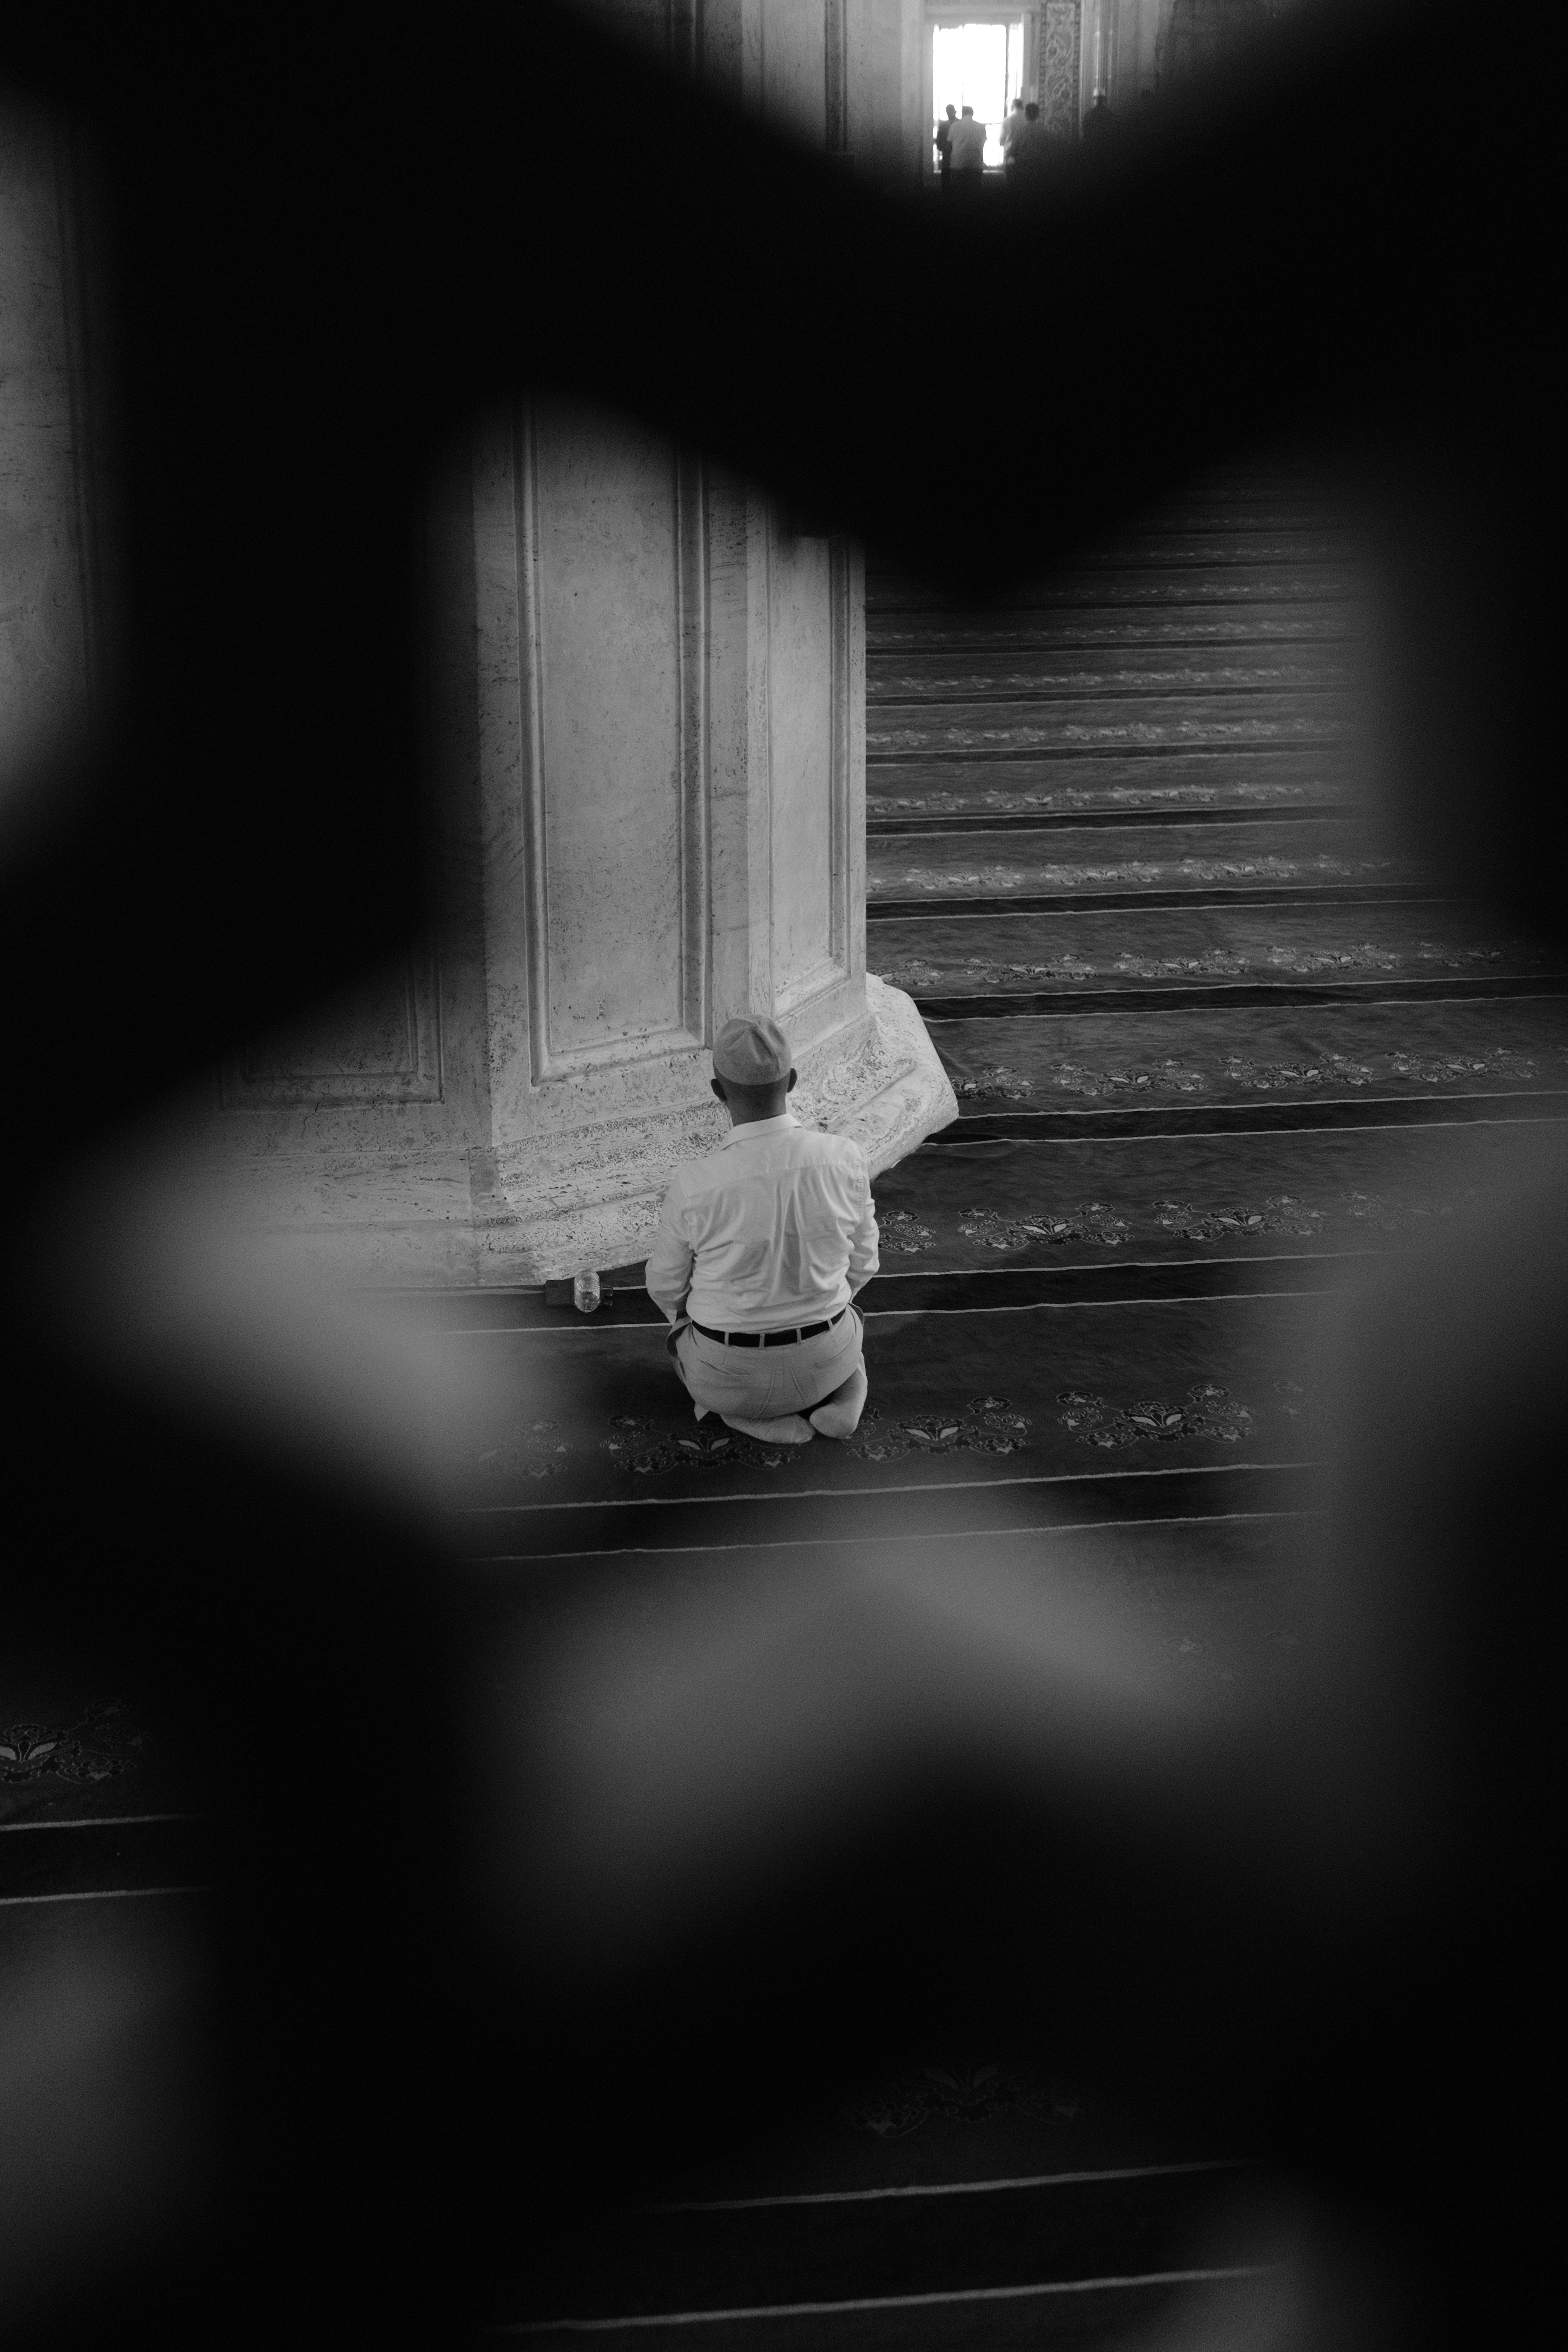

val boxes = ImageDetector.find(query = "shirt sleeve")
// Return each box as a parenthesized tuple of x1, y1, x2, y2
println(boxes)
(845, 1158, 880, 1294)
(644, 1181, 695, 1323)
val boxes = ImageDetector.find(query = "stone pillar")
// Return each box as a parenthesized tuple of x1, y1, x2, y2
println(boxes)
(0, 101, 96, 775)
(468, 395, 954, 1281)
(0, 9, 958, 1289)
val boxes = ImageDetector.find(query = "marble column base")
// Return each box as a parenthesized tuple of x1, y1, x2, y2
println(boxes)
(189, 980, 956, 1289)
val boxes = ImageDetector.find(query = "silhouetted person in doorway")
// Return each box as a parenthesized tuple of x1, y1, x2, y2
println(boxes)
(1011, 100, 1047, 187)
(999, 93, 1026, 188)
(1083, 89, 1114, 147)
(934, 102, 956, 191)
(947, 103, 986, 202)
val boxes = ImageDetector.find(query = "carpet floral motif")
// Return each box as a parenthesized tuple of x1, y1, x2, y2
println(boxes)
(0, 1700, 143, 1784)
(872, 661, 1335, 697)
(1111, 949, 1248, 980)
(1220, 1052, 1375, 1090)
(944, 1047, 1559, 1104)
(845, 1396, 1032, 1464)
(476, 1419, 572, 1478)
(1386, 1047, 1537, 1083)
(1264, 940, 1546, 975)
(868, 781, 1326, 814)
(602, 1416, 833, 1475)
(1155, 1195, 1326, 1240)
(879, 853, 1398, 896)
(1219, 1046, 1551, 1091)
(1340, 1187, 1482, 1231)
(1057, 1383, 1256, 1447)
(879, 1209, 936, 1254)
(1409, 941, 1550, 970)
(1047, 1058, 1209, 1098)
(871, 937, 1554, 992)
(843, 2059, 1081, 2138)
(869, 723, 1339, 754)
(873, 1186, 1496, 1253)
(952, 1063, 1036, 1100)
(872, 958, 960, 992)
(959, 1204, 1132, 1249)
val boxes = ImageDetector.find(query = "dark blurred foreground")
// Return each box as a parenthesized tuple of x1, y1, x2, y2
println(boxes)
(1, 3, 1563, 2344)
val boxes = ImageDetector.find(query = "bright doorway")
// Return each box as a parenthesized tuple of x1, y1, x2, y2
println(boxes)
(931, 17, 1027, 171)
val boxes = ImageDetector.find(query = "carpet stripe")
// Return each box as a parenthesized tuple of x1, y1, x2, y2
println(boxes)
(0, 1885, 209, 1907)
(866, 889, 1465, 922)
(906, 975, 1568, 1017)
(438, 1288, 1337, 1342)
(860, 1290, 1333, 1314)
(0, 1812, 207, 1834)
(869, 885, 1462, 919)
(924, 1113, 1568, 1148)
(457, 1460, 1324, 1519)
(415, 1254, 1368, 1334)
(492, 2265, 1275, 2335)
(460, 1511, 1320, 1565)
(867, 804, 1351, 830)
(646, 2160, 1250, 2214)
(944, 1091, 1568, 1141)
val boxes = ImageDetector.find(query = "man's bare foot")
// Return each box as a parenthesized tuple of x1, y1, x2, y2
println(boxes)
(808, 1365, 868, 1439)
(720, 1412, 815, 1445)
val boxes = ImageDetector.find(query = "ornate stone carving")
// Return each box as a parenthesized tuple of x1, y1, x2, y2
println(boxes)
(1041, 0, 1081, 138)
(220, 942, 443, 1107)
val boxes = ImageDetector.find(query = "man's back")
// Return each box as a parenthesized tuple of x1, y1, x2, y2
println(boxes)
(948, 116, 987, 170)
(1012, 118, 1048, 168)
(646, 1112, 878, 1333)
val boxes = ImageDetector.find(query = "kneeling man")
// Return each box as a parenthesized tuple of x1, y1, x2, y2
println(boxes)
(645, 1016, 878, 1446)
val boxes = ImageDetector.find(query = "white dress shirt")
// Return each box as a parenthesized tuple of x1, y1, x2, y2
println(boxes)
(947, 116, 988, 170)
(645, 1112, 880, 1334)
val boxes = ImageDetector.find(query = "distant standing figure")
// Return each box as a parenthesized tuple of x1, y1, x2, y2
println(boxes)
(934, 101, 956, 190)
(1011, 100, 1048, 186)
(999, 95, 1027, 187)
(947, 103, 987, 202)
(1083, 90, 1114, 146)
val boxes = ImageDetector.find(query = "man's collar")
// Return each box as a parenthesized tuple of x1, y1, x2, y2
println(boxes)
(721, 1111, 798, 1148)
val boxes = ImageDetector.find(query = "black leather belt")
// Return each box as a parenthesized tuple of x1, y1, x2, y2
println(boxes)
(689, 1306, 849, 1349)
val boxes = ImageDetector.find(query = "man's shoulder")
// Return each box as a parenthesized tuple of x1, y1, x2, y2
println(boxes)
(662, 1139, 732, 1200)
(785, 1124, 868, 1176)
(665, 1121, 866, 1196)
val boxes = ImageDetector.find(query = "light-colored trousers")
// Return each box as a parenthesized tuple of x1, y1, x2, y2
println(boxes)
(669, 1306, 865, 1422)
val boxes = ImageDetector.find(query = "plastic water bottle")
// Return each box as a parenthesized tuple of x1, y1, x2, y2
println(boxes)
(573, 1268, 600, 1315)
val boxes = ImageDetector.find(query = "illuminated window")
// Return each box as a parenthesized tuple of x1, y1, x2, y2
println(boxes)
(932, 17, 1027, 170)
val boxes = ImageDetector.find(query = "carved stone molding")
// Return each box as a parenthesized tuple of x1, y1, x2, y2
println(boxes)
(219, 941, 443, 1109)
(767, 528, 856, 1023)
(515, 398, 709, 1085)
(825, 0, 849, 153)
